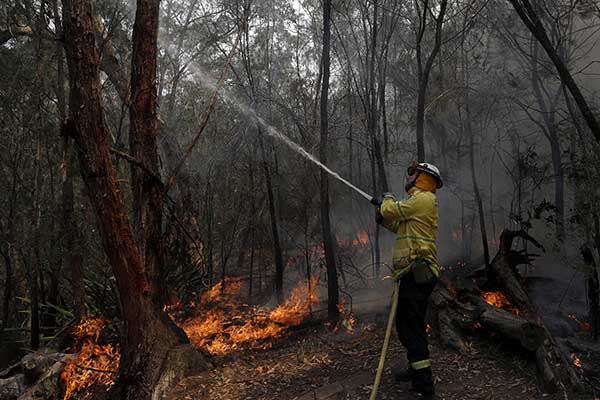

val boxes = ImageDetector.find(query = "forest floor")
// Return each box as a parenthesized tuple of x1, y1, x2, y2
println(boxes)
(166, 319, 595, 400)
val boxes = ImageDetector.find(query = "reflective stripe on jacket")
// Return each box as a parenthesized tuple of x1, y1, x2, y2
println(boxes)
(379, 188, 440, 278)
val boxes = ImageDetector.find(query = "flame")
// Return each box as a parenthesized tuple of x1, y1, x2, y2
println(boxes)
(480, 291, 521, 315)
(60, 318, 119, 399)
(570, 353, 582, 368)
(62, 277, 320, 396)
(426, 324, 432, 334)
(352, 230, 369, 246)
(179, 275, 320, 354)
(481, 291, 511, 308)
(333, 303, 357, 333)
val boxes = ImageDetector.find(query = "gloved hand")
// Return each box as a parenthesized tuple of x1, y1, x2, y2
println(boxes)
(370, 196, 382, 207)
(375, 209, 384, 225)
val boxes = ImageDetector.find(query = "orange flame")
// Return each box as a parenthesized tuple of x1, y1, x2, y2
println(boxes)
(352, 230, 369, 246)
(60, 318, 119, 399)
(570, 353, 582, 368)
(180, 275, 320, 354)
(481, 291, 511, 308)
(334, 303, 357, 333)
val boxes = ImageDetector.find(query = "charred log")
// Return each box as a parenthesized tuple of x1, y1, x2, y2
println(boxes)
(486, 229, 544, 315)
(429, 285, 473, 353)
(0, 352, 74, 400)
(463, 294, 544, 351)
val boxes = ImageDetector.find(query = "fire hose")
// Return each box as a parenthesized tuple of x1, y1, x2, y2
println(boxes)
(368, 282, 399, 400)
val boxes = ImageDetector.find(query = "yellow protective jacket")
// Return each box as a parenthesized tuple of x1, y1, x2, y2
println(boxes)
(379, 187, 440, 279)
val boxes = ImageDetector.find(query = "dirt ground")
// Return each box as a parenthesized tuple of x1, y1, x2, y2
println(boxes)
(167, 321, 597, 400)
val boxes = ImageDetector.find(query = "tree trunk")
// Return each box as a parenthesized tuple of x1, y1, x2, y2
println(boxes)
(582, 246, 599, 340)
(320, 0, 339, 321)
(0, 248, 11, 342)
(129, 0, 168, 305)
(530, 41, 565, 240)
(508, 0, 600, 143)
(461, 36, 490, 269)
(415, 0, 448, 161)
(259, 135, 285, 304)
(60, 0, 207, 396)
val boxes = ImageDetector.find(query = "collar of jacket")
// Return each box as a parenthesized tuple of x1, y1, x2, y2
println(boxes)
(408, 187, 435, 197)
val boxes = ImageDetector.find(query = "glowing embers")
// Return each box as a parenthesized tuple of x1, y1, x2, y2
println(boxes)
(481, 291, 511, 308)
(60, 317, 119, 400)
(567, 314, 591, 331)
(331, 303, 357, 333)
(178, 276, 320, 354)
(570, 353, 582, 368)
(480, 291, 521, 315)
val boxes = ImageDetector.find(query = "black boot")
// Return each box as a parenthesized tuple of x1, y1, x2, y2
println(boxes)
(409, 385, 435, 399)
(392, 366, 414, 382)
(410, 367, 434, 399)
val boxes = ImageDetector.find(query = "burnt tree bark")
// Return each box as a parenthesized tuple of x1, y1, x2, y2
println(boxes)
(487, 229, 544, 315)
(129, 0, 168, 305)
(60, 0, 208, 397)
(320, 0, 339, 321)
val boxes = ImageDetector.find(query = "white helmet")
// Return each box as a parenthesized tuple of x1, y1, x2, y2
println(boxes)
(409, 162, 443, 188)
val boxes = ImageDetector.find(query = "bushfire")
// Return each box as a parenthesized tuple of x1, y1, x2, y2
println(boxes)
(480, 291, 520, 315)
(62, 277, 320, 398)
(175, 275, 320, 354)
(570, 353, 582, 368)
(481, 291, 511, 308)
(60, 317, 118, 400)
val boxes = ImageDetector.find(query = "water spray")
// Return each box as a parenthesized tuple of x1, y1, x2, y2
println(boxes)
(177, 53, 374, 203)
(255, 116, 374, 203)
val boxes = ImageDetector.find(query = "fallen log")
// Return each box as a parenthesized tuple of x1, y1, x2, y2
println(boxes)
(0, 374, 25, 400)
(463, 294, 545, 351)
(0, 352, 74, 400)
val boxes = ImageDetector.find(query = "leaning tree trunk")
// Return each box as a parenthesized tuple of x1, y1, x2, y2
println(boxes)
(320, 0, 339, 321)
(508, 0, 600, 143)
(60, 0, 208, 397)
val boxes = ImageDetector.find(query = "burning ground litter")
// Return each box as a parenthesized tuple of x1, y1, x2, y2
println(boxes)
(60, 276, 323, 398)
(175, 275, 320, 354)
(60, 317, 118, 400)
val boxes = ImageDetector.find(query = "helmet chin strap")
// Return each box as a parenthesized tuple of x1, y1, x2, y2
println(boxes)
(405, 171, 420, 193)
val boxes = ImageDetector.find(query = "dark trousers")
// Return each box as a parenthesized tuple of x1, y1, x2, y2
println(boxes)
(396, 271, 437, 390)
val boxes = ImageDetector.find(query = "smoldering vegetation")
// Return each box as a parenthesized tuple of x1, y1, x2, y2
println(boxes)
(0, 0, 599, 398)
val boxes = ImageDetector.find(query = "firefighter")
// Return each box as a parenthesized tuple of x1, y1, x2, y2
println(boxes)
(371, 161, 442, 399)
